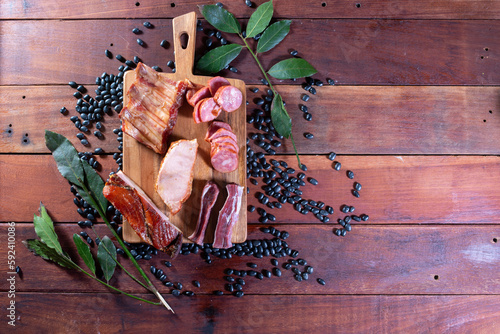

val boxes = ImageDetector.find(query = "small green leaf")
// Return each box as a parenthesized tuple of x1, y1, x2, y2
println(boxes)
(23, 239, 77, 269)
(97, 236, 117, 283)
(268, 58, 317, 80)
(33, 203, 62, 254)
(200, 4, 241, 34)
(246, 0, 273, 38)
(196, 44, 243, 74)
(271, 94, 292, 138)
(73, 234, 96, 275)
(81, 161, 107, 214)
(45, 130, 85, 186)
(256, 20, 291, 53)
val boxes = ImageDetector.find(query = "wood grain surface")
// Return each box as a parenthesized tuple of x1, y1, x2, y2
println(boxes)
(0, 19, 498, 86)
(2, 155, 500, 225)
(2, 224, 499, 294)
(1, 0, 499, 19)
(2, 85, 500, 154)
(122, 12, 247, 244)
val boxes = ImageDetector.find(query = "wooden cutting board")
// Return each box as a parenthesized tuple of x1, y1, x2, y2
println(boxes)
(122, 12, 247, 245)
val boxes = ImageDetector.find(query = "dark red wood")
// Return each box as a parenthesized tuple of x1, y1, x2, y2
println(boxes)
(3, 293, 499, 333)
(0, 19, 498, 85)
(2, 223, 500, 294)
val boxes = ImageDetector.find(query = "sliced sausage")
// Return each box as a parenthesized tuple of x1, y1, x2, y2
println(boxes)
(205, 121, 233, 142)
(208, 76, 230, 96)
(211, 146, 238, 173)
(193, 99, 203, 123)
(208, 128, 238, 144)
(212, 137, 239, 154)
(214, 85, 242, 113)
(188, 86, 212, 107)
(198, 98, 222, 123)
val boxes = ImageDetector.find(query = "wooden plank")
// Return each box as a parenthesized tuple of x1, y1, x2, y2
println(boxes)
(2, 155, 500, 225)
(0, 19, 498, 86)
(3, 294, 499, 333)
(1, 0, 499, 19)
(2, 223, 500, 294)
(3, 85, 500, 154)
(121, 12, 246, 244)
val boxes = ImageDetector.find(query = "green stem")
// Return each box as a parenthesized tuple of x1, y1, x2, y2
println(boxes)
(239, 34, 302, 168)
(90, 226, 149, 290)
(75, 264, 161, 305)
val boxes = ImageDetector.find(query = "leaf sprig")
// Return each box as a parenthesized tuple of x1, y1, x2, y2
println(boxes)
(197, 1, 317, 166)
(24, 131, 174, 313)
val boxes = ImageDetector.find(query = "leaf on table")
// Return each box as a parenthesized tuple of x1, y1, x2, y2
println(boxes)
(23, 239, 77, 270)
(196, 44, 243, 74)
(268, 58, 317, 79)
(33, 202, 63, 254)
(271, 93, 292, 138)
(73, 234, 96, 275)
(256, 20, 291, 53)
(246, 0, 274, 38)
(97, 236, 117, 283)
(81, 161, 107, 214)
(200, 4, 241, 34)
(45, 130, 84, 186)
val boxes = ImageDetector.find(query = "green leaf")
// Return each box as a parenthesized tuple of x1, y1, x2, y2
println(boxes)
(200, 4, 241, 34)
(23, 239, 77, 269)
(45, 130, 85, 186)
(73, 234, 96, 275)
(33, 202, 63, 254)
(268, 58, 317, 80)
(271, 94, 292, 138)
(81, 161, 107, 214)
(196, 44, 243, 74)
(246, 0, 273, 38)
(97, 236, 117, 283)
(256, 20, 291, 53)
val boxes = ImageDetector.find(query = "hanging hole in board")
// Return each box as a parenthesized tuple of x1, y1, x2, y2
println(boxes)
(322, 2, 326, 7)
(180, 33, 189, 49)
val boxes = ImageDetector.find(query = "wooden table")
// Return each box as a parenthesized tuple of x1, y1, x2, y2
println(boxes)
(1, 1, 500, 332)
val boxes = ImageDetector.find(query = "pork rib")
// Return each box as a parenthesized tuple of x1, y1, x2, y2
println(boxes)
(156, 139, 198, 215)
(120, 62, 189, 154)
(213, 183, 244, 249)
(102, 171, 182, 258)
(188, 180, 220, 245)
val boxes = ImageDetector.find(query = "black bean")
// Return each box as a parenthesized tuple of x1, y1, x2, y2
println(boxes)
(234, 291, 244, 298)
(334, 229, 342, 236)
(132, 28, 141, 34)
(301, 94, 310, 102)
(344, 216, 352, 223)
(174, 282, 183, 290)
(172, 289, 181, 296)
(347, 170, 354, 179)
(271, 268, 282, 277)
(193, 280, 201, 288)
(245, 0, 253, 7)
(214, 290, 224, 296)
(81, 139, 89, 146)
(303, 112, 312, 121)
(300, 164, 308, 171)
(160, 39, 169, 48)
(345, 223, 352, 231)
(341, 205, 350, 213)
(290, 50, 298, 56)
(69, 81, 78, 88)
(73, 92, 82, 99)
(349, 206, 355, 213)
(317, 278, 326, 285)
(354, 182, 362, 191)
(361, 214, 369, 221)
(294, 274, 303, 282)
(143, 21, 154, 29)
(262, 269, 272, 278)
(224, 268, 234, 275)
(351, 215, 361, 222)
(309, 87, 317, 95)
(308, 177, 318, 185)
(352, 189, 360, 198)
(115, 54, 125, 62)
(271, 259, 278, 266)
(137, 38, 145, 46)
(328, 152, 336, 161)
(327, 78, 335, 85)
(76, 133, 85, 140)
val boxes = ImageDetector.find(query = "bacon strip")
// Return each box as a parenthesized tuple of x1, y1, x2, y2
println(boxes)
(102, 171, 182, 258)
(188, 181, 220, 245)
(213, 184, 244, 249)
(120, 63, 189, 154)
(156, 139, 198, 215)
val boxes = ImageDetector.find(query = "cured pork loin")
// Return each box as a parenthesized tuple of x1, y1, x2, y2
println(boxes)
(205, 121, 239, 173)
(103, 171, 182, 258)
(188, 180, 220, 245)
(120, 62, 189, 154)
(156, 139, 198, 215)
(213, 184, 244, 249)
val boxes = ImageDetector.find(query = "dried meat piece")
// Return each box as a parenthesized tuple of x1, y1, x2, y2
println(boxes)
(213, 184, 244, 249)
(188, 181, 220, 245)
(156, 139, 198, 215)
(102, 171, 182, 258)
(120, 62, 189, 154)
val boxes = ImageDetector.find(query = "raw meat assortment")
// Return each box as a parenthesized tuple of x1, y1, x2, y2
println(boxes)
(188, 180, 220, 245)
(213, 184, 244, 249)
(102, 171, 183, 258)
(188, 76, 242, 123)
(156, 139, 198, 215)
(205, 121, 239, 173)
(120, 62, 189, 154)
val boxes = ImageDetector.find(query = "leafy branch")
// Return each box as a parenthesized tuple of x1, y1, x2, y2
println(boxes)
(197, 1, 317, 167)
(24, 131, 174, 313)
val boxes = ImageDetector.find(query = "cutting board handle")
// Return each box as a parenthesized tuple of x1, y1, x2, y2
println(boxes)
(173, 11, 197, 77)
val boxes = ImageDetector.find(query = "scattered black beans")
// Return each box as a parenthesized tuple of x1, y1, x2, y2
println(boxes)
(352, 189, 360, 198)
(132, 28, 141, 34)
(160, 40, 169, 48)
(137, 38, 145, 47)
(308, 177, 318, 185)
(143, 21, 154, 29)
(334, 162, 341, 171)
(304, 132, 314, 139)
(301, 94, 310, 102)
